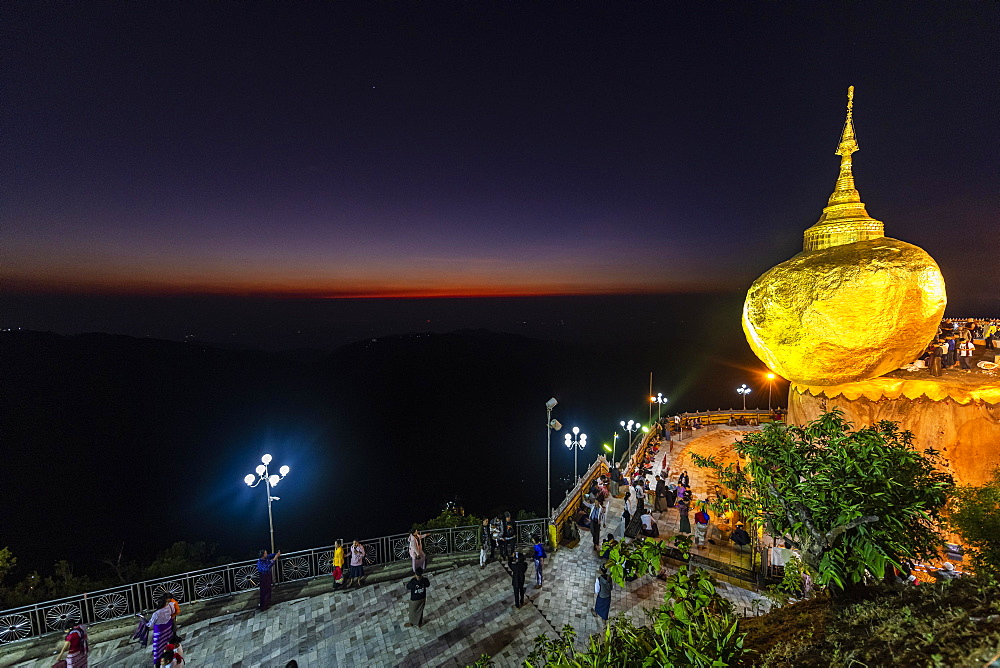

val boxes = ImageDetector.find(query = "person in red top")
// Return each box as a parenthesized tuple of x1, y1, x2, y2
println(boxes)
(54, 622, 88, 667)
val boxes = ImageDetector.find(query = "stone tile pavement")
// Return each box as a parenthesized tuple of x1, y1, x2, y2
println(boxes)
(5, 431, 774, 667)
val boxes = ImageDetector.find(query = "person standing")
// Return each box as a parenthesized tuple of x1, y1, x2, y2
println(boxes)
(532, 536, 547, 587)
(348, 540, 366, 587)
(588, 498, 602, 550)
(490, 516, 502, 560)
(958, 338, 975, 371)
(509, 552, 528, 608)
(502, 512, 517, 560)
(147, 597, 174, 667)
(480, 518, 491, 568)
(256, 549, 280, 610)
(409, 529, 428, 573)
(404, 567, 430, 628)
(54, 622, 88, 668)
(693, 504, 710, 548)
(621, 490, 634, 535)
(677, 497, 692, 535)
(678, 470, 690, 487)
(332, 540, 345, 588)
(593, 567, 612, 621)
(609, 465, 621, 497)
(654, 475, 666, 512)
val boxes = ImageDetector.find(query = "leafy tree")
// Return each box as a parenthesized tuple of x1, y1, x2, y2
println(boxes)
(949, 467, 1000, 576)
(692, 409, 954, 590)
(0, 547, 16, 584)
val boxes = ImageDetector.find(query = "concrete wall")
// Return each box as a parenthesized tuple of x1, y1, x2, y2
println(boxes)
(788, 387, 1000, 487)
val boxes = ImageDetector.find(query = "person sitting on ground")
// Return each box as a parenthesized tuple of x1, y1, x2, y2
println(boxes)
(600, 534, 617, 559)
(731, 523, 751, 550)
(640, 508, 657, 537)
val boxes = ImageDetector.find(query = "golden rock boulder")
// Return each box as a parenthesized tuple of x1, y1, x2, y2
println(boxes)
(743, 237, 946, 386)
(743, 87, 947, 386)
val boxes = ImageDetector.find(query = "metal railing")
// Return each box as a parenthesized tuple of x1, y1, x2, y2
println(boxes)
(552, 455, 610, 534)
(0, 519, 547, 646)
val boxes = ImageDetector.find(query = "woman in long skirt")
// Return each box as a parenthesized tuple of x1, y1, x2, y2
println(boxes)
(677, 498, 692, 534)
(147, 597, 174, 667)
(593, 568, 612, 621)
(54, 622, 88, 667)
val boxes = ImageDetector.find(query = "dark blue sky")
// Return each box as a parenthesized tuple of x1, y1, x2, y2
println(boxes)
(3, 2, 998, 311)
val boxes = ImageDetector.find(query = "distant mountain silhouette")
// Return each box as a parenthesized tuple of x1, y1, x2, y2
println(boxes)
(1, 323, 764, 578)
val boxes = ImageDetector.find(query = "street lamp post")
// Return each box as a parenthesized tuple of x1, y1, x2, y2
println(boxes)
(650, 392, 668, 423)
(244, 454, 290, 555)
(737, 384, 752, 411)
(766, 373, 776, 411)
(620, 419, 641, 463)
(545, 398, 561, 519)
(564, 426, 587, 482)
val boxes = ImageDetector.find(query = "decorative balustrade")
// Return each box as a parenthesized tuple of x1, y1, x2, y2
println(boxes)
(0, 519, 547, 646)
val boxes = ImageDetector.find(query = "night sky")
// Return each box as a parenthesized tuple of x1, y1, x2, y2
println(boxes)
(4, 2, 997, 317)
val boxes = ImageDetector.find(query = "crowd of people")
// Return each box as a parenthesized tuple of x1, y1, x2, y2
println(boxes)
(921, 318, 998, 376)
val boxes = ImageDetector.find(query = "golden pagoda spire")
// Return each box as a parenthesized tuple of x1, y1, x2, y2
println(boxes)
(802, 86, 884, 252)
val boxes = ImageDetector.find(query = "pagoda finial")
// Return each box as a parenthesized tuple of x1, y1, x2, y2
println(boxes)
(801, 85, 883, 251)
(836, 85, 858, 156)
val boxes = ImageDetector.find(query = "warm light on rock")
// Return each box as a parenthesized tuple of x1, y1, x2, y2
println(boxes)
(742, 87, 946, 386)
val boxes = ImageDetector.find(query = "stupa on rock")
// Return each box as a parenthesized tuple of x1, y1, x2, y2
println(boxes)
(742, 87, 1000, 487)
(743, 87, 947, 387)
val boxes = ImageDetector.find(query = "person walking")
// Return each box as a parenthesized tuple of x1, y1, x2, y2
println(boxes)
(509, 552, 528, 608)
(532, 535, 547, 587)
(332, 540, 345, 588)
(593, 567, 613, 621)
(348, 540, 366, 587)
(404, 567, 430, 628)
(408, 529, 428, 573)
(54, 622, 88, 668)
(147, 597, 174, 667)
(693, 504, 710, 548)
(256, 549, 280, 610)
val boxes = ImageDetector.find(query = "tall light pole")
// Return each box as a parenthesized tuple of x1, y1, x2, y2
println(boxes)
(244, 454, 290, 555)
(737, 384, 752, 411)
(650, 392, 668, 422)
(564, 426, 587, 482)
(766, 373, 776, 411)
(620, 419, 641, 463)
(545, 398, 561, 518)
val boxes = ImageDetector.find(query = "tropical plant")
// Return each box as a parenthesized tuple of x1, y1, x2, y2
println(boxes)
(524, 535, 748, 667)
(948, 467, 1000, 577)
(692, 409, 954, 591)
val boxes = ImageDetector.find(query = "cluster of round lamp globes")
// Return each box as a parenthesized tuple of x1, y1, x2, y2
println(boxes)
(244, 454, 290, 554)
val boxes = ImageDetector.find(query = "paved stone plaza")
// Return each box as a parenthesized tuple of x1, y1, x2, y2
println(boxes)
(4, 430, 771, 667)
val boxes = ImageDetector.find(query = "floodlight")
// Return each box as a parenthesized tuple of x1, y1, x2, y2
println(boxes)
(545, 397, 558, 409)
(549, 419, 562, 431)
